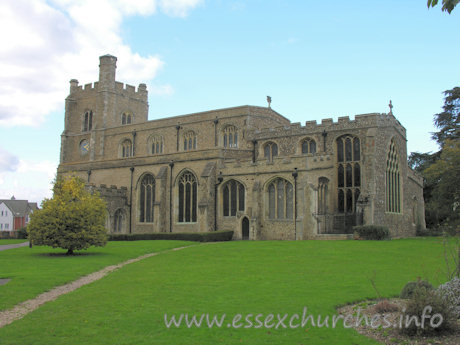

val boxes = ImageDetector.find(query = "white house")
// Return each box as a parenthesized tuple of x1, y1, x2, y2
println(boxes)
(0, 202, 14, 231)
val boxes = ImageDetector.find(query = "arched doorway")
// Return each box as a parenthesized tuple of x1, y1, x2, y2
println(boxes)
(242, 217, 249, 240)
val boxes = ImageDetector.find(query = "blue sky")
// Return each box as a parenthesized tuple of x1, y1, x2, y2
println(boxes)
(0, 0, 459, 204)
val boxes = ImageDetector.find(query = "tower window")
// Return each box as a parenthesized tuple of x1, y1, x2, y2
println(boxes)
(122, 112, 132, 125)
(83, 111, 93, 132)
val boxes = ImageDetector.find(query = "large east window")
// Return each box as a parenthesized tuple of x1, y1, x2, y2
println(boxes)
(386, 139, 401, 213)
(337, 135, 361, 213)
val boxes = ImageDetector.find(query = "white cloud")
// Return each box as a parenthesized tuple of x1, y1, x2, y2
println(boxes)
(0, 0, 202, 127)
(0, 158, 58, 204)
(0, 147, 19, 172)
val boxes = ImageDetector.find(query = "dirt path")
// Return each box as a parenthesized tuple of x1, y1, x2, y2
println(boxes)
(0, 245, 193, 328)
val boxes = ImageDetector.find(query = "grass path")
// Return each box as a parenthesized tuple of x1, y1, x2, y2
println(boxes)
(0, 240, 194, 310)
(0, 245, 195, 328)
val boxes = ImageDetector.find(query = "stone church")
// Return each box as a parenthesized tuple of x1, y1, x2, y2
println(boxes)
(58, 55, 426, 240)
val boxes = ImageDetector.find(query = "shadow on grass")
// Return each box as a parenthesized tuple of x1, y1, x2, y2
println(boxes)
(33, 251, 109, 257)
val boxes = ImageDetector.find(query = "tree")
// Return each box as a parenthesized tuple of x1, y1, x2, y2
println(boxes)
(28, 176, 108, 255)
(424, 139, 460, 226)
(409, 87, 460, 228)
(432, 87, 460, 146)
(427, 0, 459, 13)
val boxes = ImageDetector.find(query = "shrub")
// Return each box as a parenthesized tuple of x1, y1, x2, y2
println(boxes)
(400, 280, 434, 299)
(353, 225, 390, 240)
(28, 176, 107, 255)
(437, 277, 460, 318)
(399, 288, 457, 336)
(108, 230, 234, 242)
(16, 227, 28, 239)
(373, 299, 399, 313)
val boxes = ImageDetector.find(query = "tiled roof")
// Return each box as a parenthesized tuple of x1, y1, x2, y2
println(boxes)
(0, 199, 36, 217)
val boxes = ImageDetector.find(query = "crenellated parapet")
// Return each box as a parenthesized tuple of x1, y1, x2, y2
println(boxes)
(68, 79, 147, 102)
(250, 112, 406, 140)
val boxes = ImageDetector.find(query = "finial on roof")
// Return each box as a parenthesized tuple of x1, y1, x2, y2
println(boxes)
(267, 96, 272, 108)
(388, 100, 393, 115)
(11, 195, 15, 200)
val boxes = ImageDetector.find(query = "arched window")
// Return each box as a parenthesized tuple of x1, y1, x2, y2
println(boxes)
(178, 171, 197, 222)
(264, 142, 278, 162)
(337, 135, 361, 213)
(150, 136, 164, 154)
(267, 178, 293, 220)
(386, 139, 401, 213)
(301, 138, 316, 154)
(121, 139, 132, 158)
(122, 112, 132, 125)
(83, 110, 93, 132)
(139, 174, 155, 223)
(113, 209, 124, 233)
(183, 131, 197, 151)
(222, 180, 245, 216)
(223, 125, 238, 148)
(318, 177, 329, 215)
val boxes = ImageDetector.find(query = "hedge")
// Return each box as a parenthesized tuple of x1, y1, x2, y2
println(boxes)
(353, 225, 390, 240)
(108, 230, 234, 242)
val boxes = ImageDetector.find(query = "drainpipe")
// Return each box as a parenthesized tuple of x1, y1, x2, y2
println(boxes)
(132, 130, 137, 156)
(175, 125, 181, 151)
(213, 117, 219, 146)
(322, 130, 327, 152)
(214, 172, 224, 231)
(292, 168, 298, 240)
(87, 170, 91, 183)
(129, 166, 134, 234)
(252, 140, 257, 163)
(169, 161, 174, 232)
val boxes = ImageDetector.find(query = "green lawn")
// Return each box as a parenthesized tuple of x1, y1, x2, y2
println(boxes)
(0, 238, 451, 345)
(0, 239, 27, 245)
(0, 240, 195, 310)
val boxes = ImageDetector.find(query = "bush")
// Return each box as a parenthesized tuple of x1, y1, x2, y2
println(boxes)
(353, 225, 390, 240)
(108, 230, 234, 242)
(16, 227, 28, 239)
(400, 280, 434, 299)
(399, 287, 457, 336)
(437, 277, 460, 318)
(28, 176, 108, 255)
